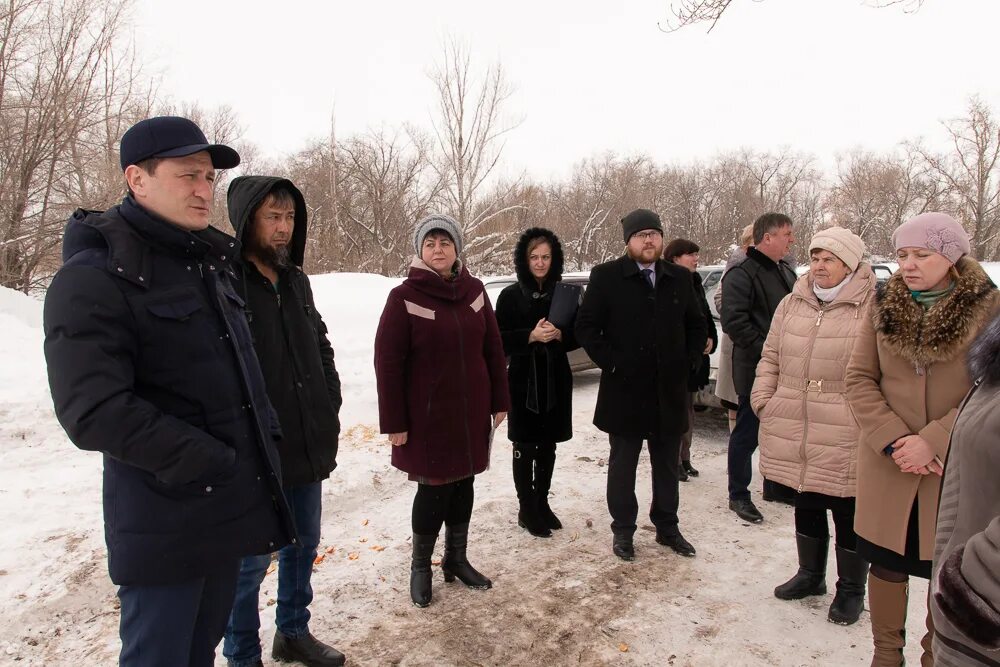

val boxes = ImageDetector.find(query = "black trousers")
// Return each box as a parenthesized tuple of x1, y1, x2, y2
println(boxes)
(411, 477, 475, 536)
(607, 432, 681, 538)
(794, 492, 857, 551)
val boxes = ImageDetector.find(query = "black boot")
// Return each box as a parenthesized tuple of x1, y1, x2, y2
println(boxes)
(442, 523, 492, 589)
(512, 443, 551, 537)
(272, 630, 346, 666)
(410, 532, 437, 608)
(534, 442, 562, 530)
(828, 546, 869, 625)
(774, 533, 829, 600)
(682, 460, 699, 477)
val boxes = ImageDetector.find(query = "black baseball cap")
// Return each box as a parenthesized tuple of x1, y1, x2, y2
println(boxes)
(119, 116, 241, 171)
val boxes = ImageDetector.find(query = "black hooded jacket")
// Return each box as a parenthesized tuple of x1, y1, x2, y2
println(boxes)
(494, 228, 580, 443)
(227, 176, 342, 487)
(43, 197, 295, 586)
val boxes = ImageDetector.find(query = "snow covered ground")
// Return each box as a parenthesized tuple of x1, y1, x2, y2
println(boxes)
(0, 277, 930, 666)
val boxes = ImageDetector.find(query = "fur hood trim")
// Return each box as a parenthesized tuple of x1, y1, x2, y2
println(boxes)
(969, 310, 1000, 386)
(513, 227, 564, 291)
(875, 256, 996, 367)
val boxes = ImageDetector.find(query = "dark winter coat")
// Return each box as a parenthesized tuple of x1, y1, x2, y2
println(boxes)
(931, 312, 1000, 666)
(575, 255, 708, 437)
(690, 270, 719, 391)
(43, 197, 295, 586)
(495, 228, 580, 444)
(374, 259, 511, 481)
(227, 176, 342, 488)
(720, 247, 796, 396)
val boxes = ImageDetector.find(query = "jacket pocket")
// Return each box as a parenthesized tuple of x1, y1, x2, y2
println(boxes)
(146, 295, 203, 321)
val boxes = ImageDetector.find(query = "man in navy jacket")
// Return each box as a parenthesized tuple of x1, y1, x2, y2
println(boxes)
(43, 116, 295, 667)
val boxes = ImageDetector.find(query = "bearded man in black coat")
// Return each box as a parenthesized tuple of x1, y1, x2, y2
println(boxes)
(575, 209, 708, 561)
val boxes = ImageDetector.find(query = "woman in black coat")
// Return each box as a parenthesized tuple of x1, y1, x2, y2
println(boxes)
(495, 228, 579, 538)
(663, 238, 718, 481)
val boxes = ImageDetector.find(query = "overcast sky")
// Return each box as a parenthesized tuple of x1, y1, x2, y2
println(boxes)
(132, 0, 1000, 180)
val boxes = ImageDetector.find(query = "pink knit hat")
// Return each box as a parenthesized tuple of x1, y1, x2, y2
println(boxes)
(891, 212, 971, 264)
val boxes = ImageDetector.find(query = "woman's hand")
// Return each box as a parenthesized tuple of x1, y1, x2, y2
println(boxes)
(704, 339, 714, 355)
(493, 412, 507, 428)
(388, 432, 408, 446)
(891, 435, 937, 474)
(542, 321, 562, 342)
(528, 318, 549, 343)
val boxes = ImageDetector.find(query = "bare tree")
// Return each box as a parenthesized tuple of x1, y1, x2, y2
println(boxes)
(914, 97, 1000, 259)
(428, 38, 525, 266)
(660, 0, 923, 33)
(0, 0, 148, 292)
(336, 126, 443, 275)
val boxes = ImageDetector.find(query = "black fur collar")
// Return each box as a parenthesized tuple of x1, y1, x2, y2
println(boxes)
(513, 227, 564, 292)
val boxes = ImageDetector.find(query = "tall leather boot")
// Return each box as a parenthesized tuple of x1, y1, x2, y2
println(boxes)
(441, 523, 492, 590)
(512, 443, 550, 537)
(868, 572, 908, 667)
(828, 546, 869, 625)
(774, 533, 829, 600)
(409, 533, 437, 608)
(534, 442, 562, 530)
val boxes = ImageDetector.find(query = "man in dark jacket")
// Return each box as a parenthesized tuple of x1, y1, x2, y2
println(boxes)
(576, 209, 708, 561)
(720, 212, 796, 524)
(223, 177, 344, 667)
(42, 116, 295, 667)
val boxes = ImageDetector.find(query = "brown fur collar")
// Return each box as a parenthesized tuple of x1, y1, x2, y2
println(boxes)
(875, 256, 997, 366)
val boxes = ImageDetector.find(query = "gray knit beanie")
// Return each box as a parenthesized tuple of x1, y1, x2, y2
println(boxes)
(413, 213, 463, 255)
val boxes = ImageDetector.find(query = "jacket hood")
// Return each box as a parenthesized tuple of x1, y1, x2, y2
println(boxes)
(875, 256, 997, 367)
(792, 262, 876, 306)
(404, 257, 478, 302)
(227, 176, 308, 267)
(513, 227, 564, 291)
(61, 199, 238, 288)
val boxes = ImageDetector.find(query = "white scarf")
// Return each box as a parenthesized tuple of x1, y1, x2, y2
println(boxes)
(812, 273, 851, 303)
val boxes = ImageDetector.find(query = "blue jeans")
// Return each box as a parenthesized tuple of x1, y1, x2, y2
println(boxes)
(223, 482, 322, 666)
(727, 395, 759, 502)
(118, 561, 240, 667)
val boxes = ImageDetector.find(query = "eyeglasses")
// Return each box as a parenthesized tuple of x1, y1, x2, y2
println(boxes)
(633, 230, 662, 240)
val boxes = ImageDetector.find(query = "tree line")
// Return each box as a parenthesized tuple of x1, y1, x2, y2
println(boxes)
(4, 0, 1000, 292)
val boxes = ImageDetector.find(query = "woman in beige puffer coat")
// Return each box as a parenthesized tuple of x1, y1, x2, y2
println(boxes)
(751, 226, 875, 627)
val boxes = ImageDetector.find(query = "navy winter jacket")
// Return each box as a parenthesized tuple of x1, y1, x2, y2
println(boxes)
(43, 197, 296, 586)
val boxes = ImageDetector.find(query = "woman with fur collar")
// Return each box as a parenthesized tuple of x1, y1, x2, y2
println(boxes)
(846, 212, 1000, 666)
(930, 312, 1000, 666)
(494, 228, 580, 538)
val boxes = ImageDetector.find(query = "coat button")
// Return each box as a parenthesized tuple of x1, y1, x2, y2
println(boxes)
(268, 541, 275, 548)
(296, 382, 303, 388)
(291, 538, 297, 544)
(116, 267, 123, 273)
(205, 486, 213, 493)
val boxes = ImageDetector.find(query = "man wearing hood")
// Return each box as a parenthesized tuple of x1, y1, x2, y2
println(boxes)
(223, 177, 344, 667)
(42, 117, 295, 666)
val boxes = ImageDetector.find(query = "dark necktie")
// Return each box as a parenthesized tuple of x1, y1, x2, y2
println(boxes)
(641, 268, 653, 288)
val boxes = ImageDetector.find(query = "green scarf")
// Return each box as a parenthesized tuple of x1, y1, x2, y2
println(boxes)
(910, 282, 955, 310)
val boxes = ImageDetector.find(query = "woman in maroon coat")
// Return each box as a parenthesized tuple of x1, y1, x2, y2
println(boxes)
(374, 213, 510, 608)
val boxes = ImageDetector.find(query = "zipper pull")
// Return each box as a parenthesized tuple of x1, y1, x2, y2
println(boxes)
(197, 263, 204, 278)
(815, 310, 824, 327)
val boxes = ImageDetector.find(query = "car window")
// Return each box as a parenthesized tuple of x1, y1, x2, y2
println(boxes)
(701, 269, 722, 291)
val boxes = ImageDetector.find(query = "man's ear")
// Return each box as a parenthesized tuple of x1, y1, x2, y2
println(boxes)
(124, 165, 145, 197)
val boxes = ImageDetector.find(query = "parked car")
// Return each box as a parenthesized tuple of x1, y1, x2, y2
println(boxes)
(485, 270, 724, 408)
